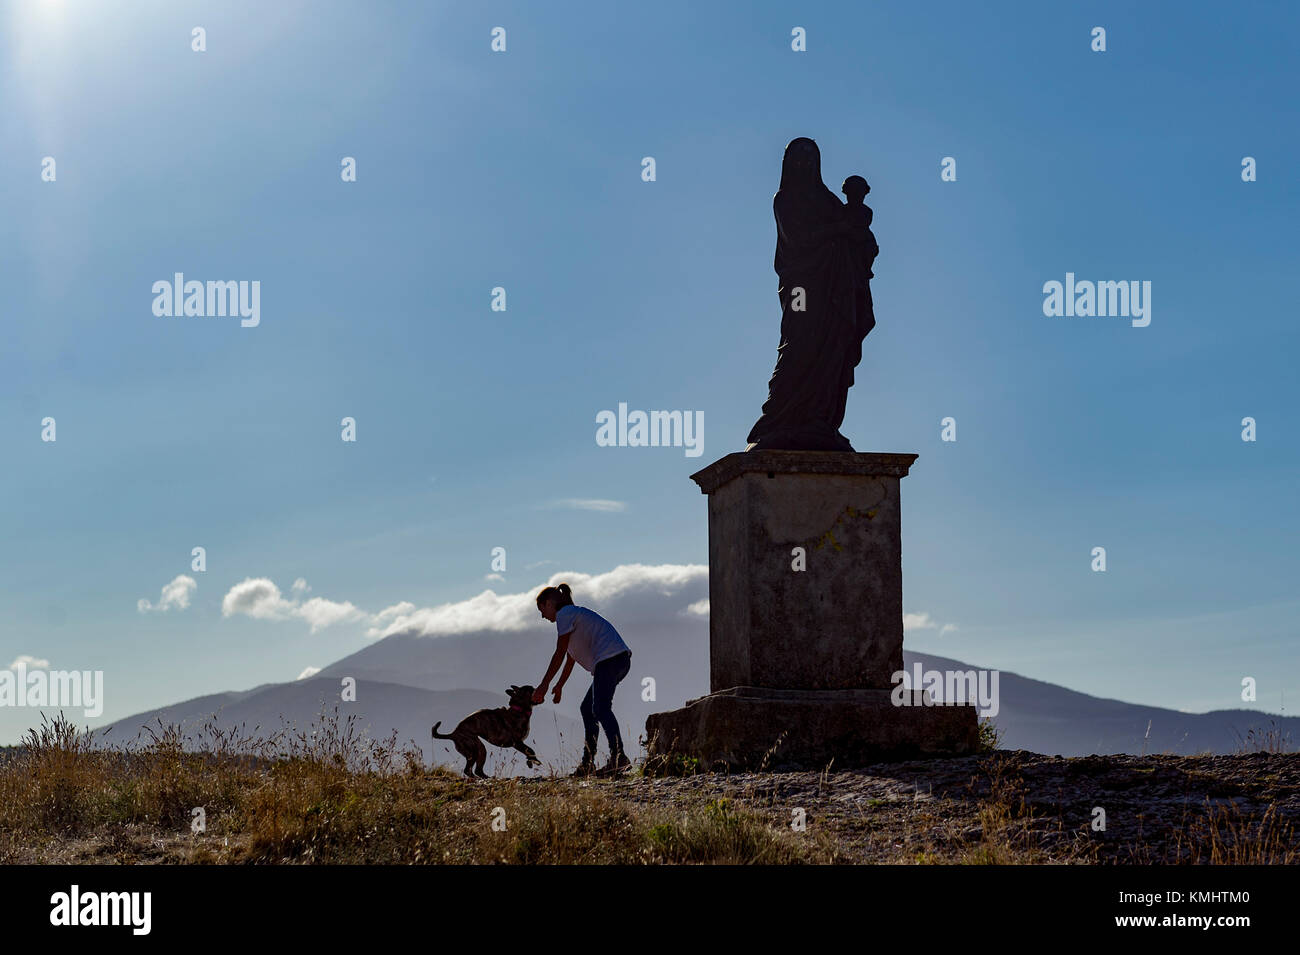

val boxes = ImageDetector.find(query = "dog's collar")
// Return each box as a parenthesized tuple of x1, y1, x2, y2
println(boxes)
(509, 704, 527, 712)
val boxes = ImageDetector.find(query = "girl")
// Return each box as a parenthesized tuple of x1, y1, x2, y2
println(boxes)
(533, 582, 632, 776)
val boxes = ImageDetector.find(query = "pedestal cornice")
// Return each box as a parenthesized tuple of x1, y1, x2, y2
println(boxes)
(690, 450, 919, 495)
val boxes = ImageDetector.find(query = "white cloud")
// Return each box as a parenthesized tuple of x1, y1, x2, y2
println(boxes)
(364, 586, 532, 639)
(683, 599, 710, 618)
(222, 568, 948, 650)
(296, 596, 365, 633)
(8, 655, 50, 670)
(366, 562, 708, 640)
(905, 612, 959, 636)
(372, 601, 416, 623)
(138, 575, 197, 614)
(221, 577, 364, 633)
(545, 499, 626, 512)
(485, 573, 505, 582)
(296, 666, 321, 681)
(222, 577, 295, 622)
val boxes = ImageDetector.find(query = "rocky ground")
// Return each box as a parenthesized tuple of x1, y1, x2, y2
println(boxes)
(6, 748, 1296, 864)
(584, 750, 1300, 863)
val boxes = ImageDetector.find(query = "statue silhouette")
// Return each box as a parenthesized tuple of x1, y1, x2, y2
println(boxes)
(746, 138, 877, 452)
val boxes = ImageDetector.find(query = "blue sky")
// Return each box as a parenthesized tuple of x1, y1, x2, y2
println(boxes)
(2, 0, 1297, 742)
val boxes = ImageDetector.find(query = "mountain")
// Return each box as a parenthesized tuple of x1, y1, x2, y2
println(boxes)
(88, 610, 1296, 770)
(317, 626, 711, 703)
(321, 622, 1295, 756)
(91, 678, 590, 775)
(921, 651, 1297, 756)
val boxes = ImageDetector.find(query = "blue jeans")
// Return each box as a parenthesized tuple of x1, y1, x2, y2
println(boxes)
(580, 650, 631, 760)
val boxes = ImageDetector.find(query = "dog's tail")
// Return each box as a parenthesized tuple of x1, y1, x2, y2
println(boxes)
(432, 722, 455, 740)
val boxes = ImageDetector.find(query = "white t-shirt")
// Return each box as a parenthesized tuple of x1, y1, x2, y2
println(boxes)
(556, 605, 629, 673)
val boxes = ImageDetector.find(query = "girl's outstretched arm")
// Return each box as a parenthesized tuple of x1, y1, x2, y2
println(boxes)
(534, 632, 571, 703)
(552, 656, 576, 703)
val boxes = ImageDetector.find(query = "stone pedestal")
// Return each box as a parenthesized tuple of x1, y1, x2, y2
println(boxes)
(646, 451, 978, 770)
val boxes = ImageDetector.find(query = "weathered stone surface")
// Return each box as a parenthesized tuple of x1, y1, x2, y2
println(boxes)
(690, 450, 917, 692)
(646, 687, 978, 770)
(649, 450, 977, 768)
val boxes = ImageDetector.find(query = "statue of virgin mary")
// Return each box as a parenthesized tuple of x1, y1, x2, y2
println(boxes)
(746, 137, 877, 452)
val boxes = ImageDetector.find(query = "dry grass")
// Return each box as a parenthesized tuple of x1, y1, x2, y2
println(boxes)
(906, 753, 1097, 865)
(0, 711, 831, 864)
(3, 712, 1293, 865)
(1134, 799, 1299, 865)
(1232, 719, 1293, 755)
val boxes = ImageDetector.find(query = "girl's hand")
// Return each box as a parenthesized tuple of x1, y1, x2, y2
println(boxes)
(551, 686, 563, 704)
(532, 686, 546, 705)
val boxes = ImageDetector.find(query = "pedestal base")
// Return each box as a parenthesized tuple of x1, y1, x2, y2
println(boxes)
(690, 451, 919, 691)
(645, 687, 979, 770)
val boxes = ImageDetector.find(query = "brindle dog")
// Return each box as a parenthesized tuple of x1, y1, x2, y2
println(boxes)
(433, 684, 542, 778)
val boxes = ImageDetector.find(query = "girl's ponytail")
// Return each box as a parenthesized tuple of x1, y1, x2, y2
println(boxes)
(536, 582, 575, 608)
